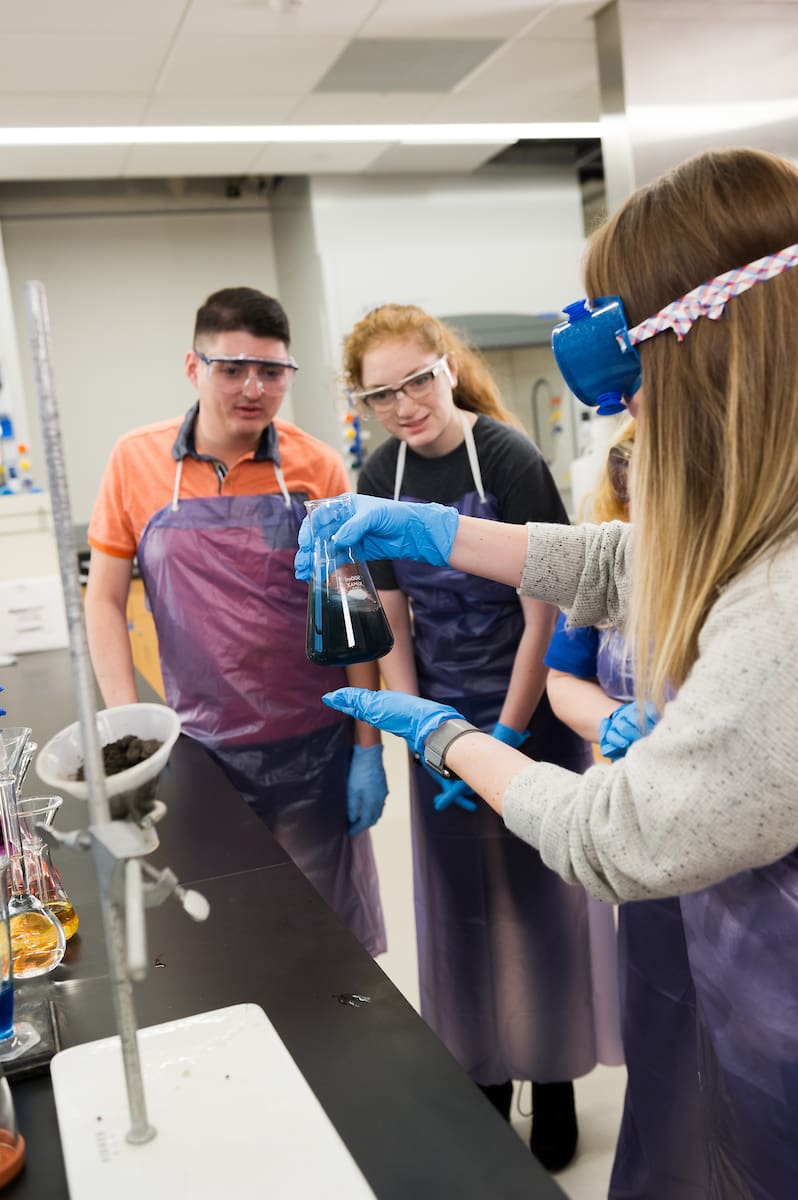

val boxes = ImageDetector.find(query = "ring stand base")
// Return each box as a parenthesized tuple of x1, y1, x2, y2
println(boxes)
(51, 1003, 376, 1198)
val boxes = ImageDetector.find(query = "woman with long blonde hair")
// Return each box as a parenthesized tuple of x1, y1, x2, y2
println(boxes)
(298, 146, 798, 1197)
(545, 420, 707, 1198)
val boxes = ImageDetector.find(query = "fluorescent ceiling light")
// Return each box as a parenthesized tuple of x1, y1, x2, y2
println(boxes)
(0, 122, 601, 148)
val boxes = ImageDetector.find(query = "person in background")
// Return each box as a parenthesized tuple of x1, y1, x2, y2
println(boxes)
(545, 420, 708, 1199)
(84, 287, 386, 956)
(344, 304, 622, 1172)
(296, 146, 798, 1199)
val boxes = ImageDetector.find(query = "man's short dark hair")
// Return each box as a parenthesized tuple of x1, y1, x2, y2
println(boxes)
(194, 287, 291, 346)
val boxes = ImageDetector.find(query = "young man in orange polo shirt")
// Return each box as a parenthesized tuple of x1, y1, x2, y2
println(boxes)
(85, 287, 386, 955)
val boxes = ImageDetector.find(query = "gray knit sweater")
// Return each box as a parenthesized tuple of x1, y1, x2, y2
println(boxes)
(503, 521, 798, 904)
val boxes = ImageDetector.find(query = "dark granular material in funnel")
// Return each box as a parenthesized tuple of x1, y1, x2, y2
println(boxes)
(75, 735, 162, 780)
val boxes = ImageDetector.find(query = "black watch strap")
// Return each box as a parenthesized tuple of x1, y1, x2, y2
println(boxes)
(422, 718, 477, 780)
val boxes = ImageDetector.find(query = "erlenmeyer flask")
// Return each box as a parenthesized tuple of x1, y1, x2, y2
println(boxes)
(15, 795, 63, 841)
(0, 775, 65, 979)
(305, 495, 394, 667)
(24, 837, 79, 941)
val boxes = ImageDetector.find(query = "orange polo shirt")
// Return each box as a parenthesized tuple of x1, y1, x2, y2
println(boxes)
(88, 413, 350, 558)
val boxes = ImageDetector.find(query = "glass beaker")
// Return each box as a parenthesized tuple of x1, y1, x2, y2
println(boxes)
(305, 495, 394, 667)
(0, 775, 65, 979)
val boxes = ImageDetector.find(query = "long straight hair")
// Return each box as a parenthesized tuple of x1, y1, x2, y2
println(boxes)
(584, 148, 798, 704)
(342, 304, 520, 426)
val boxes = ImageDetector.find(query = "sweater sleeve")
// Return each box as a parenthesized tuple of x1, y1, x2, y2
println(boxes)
(520, 520, 633, 629)
(503, 546, 798, 903)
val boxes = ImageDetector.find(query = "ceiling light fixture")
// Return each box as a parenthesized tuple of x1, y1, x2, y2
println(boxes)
(0, 122, 601, 148)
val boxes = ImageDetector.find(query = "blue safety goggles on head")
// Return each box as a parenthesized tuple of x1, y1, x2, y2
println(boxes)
(551, 297, 641, 416)
(552, 241, 798, 415)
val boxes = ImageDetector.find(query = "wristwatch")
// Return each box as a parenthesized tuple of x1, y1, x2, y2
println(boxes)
(422, 718, 478, 780)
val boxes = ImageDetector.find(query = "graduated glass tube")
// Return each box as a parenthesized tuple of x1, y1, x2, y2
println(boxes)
(0, 768, 65, 979)
(304, 495, 394, 666)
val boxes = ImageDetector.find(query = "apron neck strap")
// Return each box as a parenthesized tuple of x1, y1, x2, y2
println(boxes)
(393, 409, 486, 503)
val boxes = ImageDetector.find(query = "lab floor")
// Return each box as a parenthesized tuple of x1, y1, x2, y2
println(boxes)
(369, 733, 628, 1200)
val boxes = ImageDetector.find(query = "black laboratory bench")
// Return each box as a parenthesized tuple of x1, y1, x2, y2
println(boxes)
(1, 648, 566, 1199)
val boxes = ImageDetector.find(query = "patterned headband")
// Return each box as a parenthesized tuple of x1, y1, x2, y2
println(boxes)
(619, 242, 798, 349)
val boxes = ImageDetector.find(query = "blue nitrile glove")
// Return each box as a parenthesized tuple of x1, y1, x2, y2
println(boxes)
(323, 688, 465, 757)
(433, 777, 478, 813)
(295, 493, 459, 582)
(598, 700, 659, 761)
(491, 722, 529, 750)
(346, 743, 388, 837)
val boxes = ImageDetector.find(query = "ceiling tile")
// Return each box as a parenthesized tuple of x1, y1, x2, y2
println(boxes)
(0, 94, 149, 125)
(0, 146, 130, 181)
(521, 2, 604, 39)
(366, 142, 508, 173)
(286, 91, 441, 123)
(142, 93, 300, 123)
(360, 0, 550, 39)
(182, 0, 376, 37)
(314, 38, 501, 92)
(157, 33, 347, 94)
(425, 82, 600, 122)
(0, 34, 169, 93)
(246, 142, 390, 173)
(0, 0, 187, 35)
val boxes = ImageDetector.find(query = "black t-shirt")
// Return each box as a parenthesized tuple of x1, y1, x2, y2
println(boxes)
(357, 414, 568, 589)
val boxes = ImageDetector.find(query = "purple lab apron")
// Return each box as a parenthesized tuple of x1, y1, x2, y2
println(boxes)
(596, 628, 708, 1199)
(395, 490, 623, 1084)
(137, 487, 385, 956)
(680, 854, 798, 1200)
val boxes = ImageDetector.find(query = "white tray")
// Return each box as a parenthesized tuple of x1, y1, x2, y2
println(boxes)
(51, 1003, 376, 1199)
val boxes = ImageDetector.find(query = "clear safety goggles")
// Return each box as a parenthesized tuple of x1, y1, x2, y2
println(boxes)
(551, 241, 798, 415)
(194, 349, 299, 394)
(350, 355, 454, 412)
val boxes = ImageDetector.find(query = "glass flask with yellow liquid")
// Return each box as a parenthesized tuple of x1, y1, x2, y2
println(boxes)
(23, 837, 78, 941)
(16, 796, 78, 941)
(0, 772, 65, 978)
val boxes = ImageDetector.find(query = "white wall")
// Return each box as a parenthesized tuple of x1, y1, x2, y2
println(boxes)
(310, 168, 586, 353)
(0, 189, 277, 525)
(295, 166, 586, 484)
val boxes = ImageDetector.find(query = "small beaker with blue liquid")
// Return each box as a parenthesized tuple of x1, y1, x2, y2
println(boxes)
(305, 495, 394, 667)
(0, 858, 39, 1064)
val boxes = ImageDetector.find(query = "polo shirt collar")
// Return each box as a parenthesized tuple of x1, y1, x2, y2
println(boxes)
(171, 402, 281, 466)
